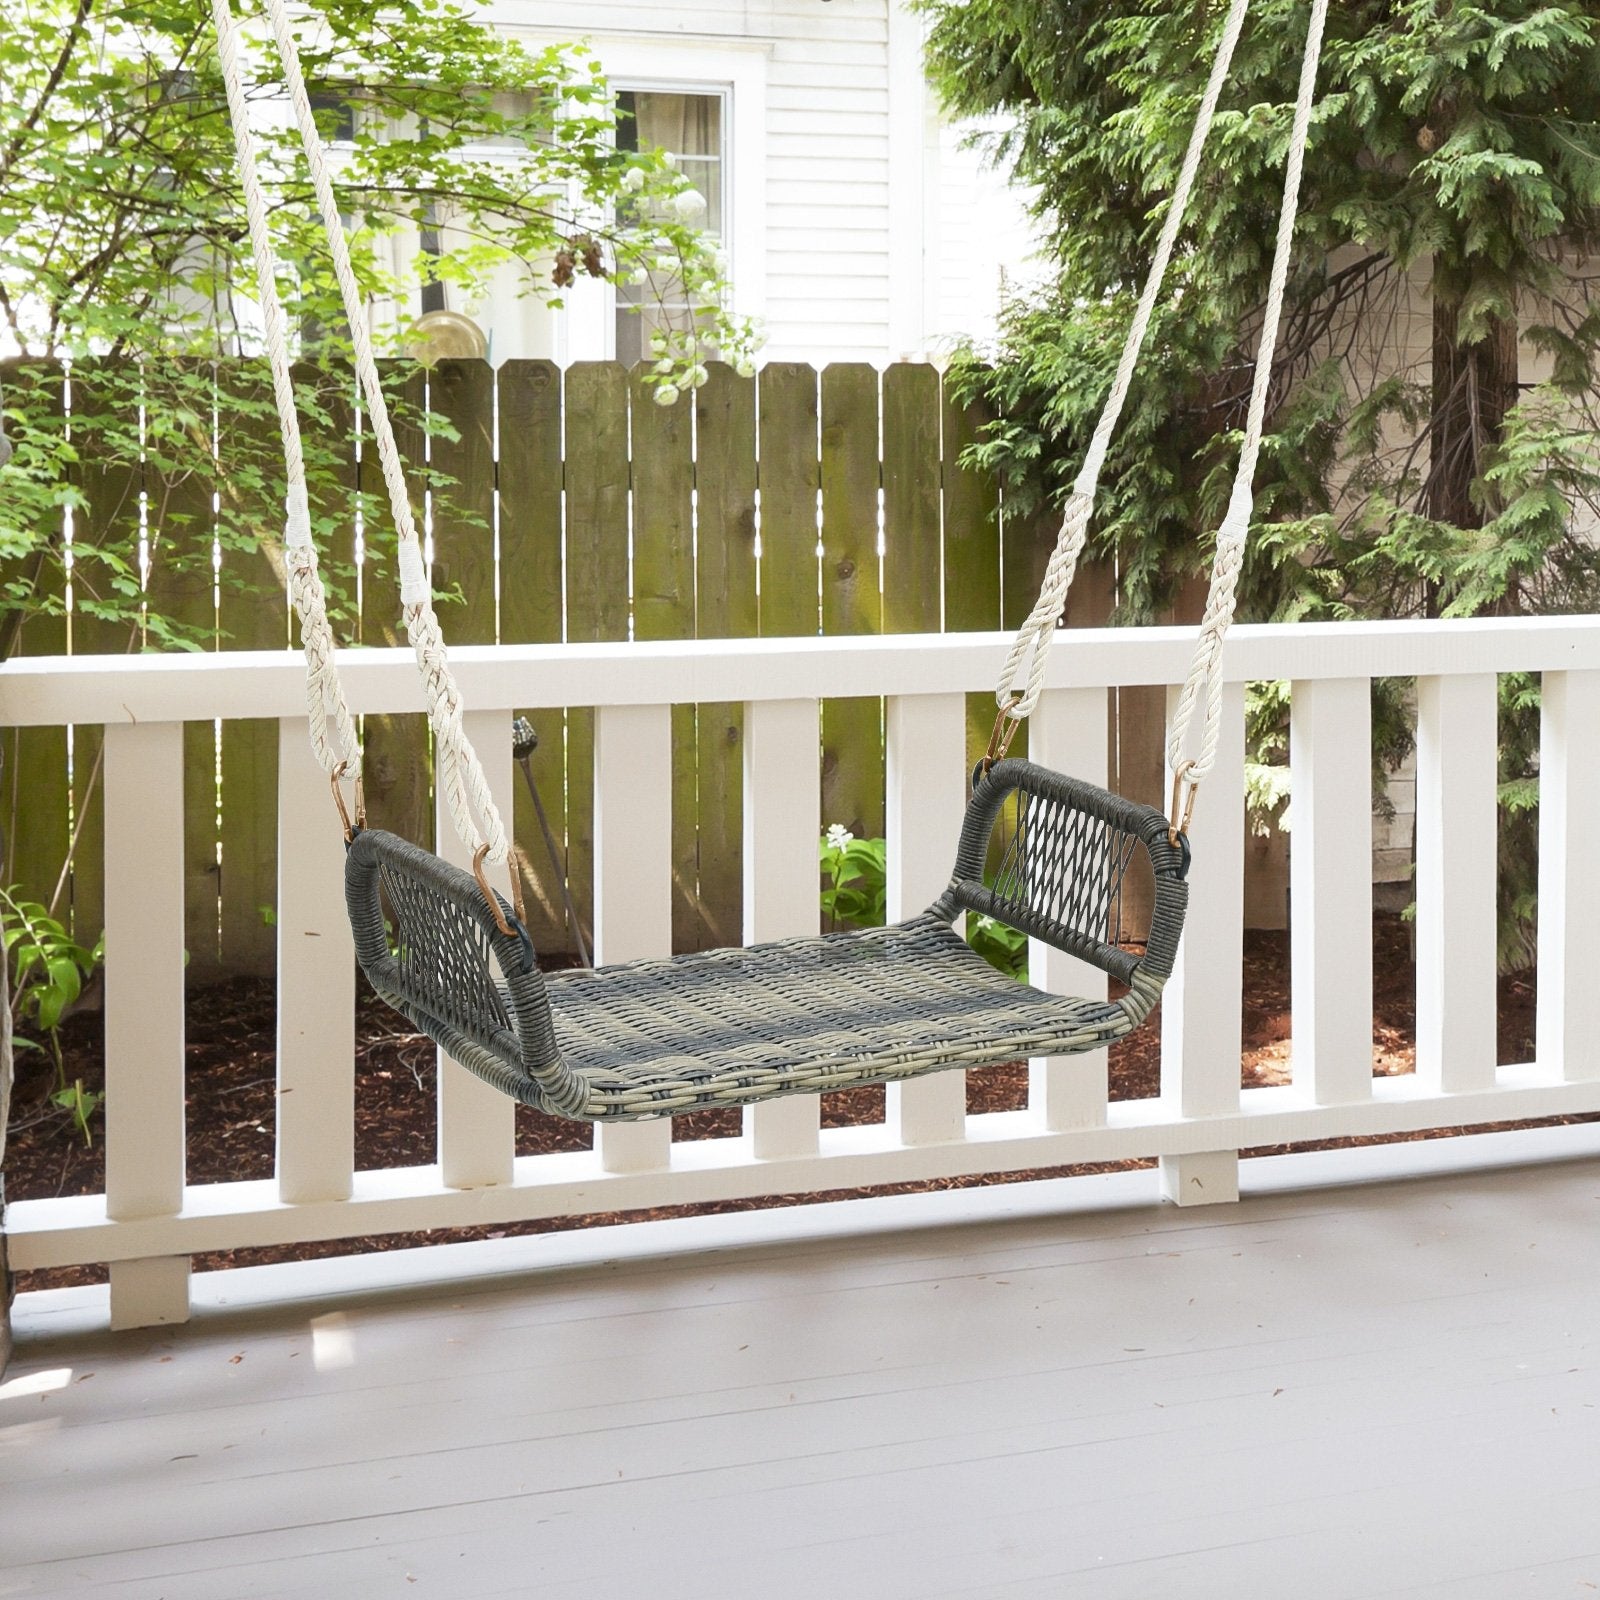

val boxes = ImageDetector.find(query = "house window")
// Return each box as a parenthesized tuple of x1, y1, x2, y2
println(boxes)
(613, 89, 725, 367)
(308, 90, 359, 146)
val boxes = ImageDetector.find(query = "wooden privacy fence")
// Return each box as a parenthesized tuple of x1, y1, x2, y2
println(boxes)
(3, 358, 1069, 976)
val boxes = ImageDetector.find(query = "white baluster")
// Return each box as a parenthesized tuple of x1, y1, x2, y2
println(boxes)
(104, 720, 190, 1329)
(885, 692, 968, 1145)
(1537, 670, 1600, 1081)
(436, 708, 516, 1189)
(1415, 674, 1498, 1092)
(1290, 677, 1374, 1104)
(1026, 687, 1110, 1130)
(1160, 680, 1245, 1205)
(275, 719, 356, 1204)
(593, 702, 674, 1172)
(742, 698, 822, 1159)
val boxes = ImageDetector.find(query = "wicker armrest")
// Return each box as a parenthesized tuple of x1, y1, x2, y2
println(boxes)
(930, 759, 1189, 1016)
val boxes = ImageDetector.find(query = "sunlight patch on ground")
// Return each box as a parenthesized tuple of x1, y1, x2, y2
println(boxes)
(0, 1367, 72, 1402)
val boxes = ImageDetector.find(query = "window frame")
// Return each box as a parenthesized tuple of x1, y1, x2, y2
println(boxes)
(610, 82, 731, 368)
(498, 34, 767, 365)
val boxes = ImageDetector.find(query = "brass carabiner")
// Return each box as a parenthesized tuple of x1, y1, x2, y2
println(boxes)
(329, 761, 366, 841)
(1168, 760, 1198, 848)
(982, 696, 1025, 775)
(473, 844, 517, 938)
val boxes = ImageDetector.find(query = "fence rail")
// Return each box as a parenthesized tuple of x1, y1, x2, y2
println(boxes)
(4, 617, 1600, 1331)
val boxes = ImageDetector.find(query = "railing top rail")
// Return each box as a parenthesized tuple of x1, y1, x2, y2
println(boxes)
(4, 616, 1600, 727)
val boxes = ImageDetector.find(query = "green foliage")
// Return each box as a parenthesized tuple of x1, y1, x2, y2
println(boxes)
(3, 885, 106, 1144)
(0, 0, 754, 650)
(968, 914, 1028, 981)
(820, 827, 887, 931)
(52, 1079, 105, 1149)
(818, 827, 1028, 979)
(920, 0, 1600, 968)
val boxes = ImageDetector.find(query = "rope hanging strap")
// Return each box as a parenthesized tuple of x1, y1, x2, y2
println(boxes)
(998, 0, 1329, 839)
(209, 0, 361, 793)
(254, 0, 511, 869)
(995, 0, 1251, 724)
(1165, 0, 1329, 825)
(211, 0, 512, 871)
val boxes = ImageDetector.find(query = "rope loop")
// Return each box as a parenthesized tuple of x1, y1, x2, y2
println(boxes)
(992, 0, 1251, 721)
(1163, 0, 1328, 809)
(215, 0, 514, 865)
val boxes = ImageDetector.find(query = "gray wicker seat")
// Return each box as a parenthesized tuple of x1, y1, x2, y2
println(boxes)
(344, 758, 1189, 1120)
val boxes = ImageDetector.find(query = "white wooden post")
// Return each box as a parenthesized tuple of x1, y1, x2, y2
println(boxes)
(103, 720, 190, 1329)
(1290, 677, 1374, 1104)
(593, 703, 674, 1172)
(275, 719, 355, 1204)
(1537, 671, 1600, 1081)
(1415, 674, 1498, 1093)
(436, 709, 517, 1190)
(742, 698, 822, 1159)
(1026, 688, 1110, 1130)
(885, 693, 968, 1145)
(1159, 681, 1246, 1205)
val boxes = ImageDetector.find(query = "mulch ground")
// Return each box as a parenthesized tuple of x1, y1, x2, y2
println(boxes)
(7, 914, 1592, 1295)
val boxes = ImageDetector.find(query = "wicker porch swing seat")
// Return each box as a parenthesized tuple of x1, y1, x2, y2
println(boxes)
(213, 0, 1324, 1120)
(345, 761, 1189, 1120)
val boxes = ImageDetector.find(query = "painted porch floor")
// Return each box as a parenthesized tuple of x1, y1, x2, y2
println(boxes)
(3, 1127, 1599, 1600)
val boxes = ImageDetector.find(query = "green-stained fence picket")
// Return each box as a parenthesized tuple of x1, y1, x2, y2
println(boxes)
(3, 358, 1031, 975)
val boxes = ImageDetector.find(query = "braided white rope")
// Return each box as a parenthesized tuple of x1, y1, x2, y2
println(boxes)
(996, 0, 1251, 719)
(1166, 0, 1328, 795)
(254, 0, 510, 863)
(210, 0, 360, 779)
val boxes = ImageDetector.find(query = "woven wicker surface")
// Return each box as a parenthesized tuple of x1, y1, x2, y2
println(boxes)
(544, 914, 1133, 1118)
(344, 759, 1189, 1122)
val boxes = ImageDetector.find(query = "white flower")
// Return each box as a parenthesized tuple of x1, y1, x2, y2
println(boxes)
(629, 267, 649, 285)
(712, 248, 731, 276)
(652, 358, 674, 375)
(661, 150, 677, 170)
(672, 187, 707, 221)
(826, 823, 854, 850)
(653, 383, 680, 407)
(687, 363, 709, 388)
(654, 253, 678, 272)
(648, 333, 668, 356)
(621, 166, 646, 193)
(733, 356, 756, 379)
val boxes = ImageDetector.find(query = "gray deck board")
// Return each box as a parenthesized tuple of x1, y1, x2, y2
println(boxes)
(3, 1131, 1598, 1598)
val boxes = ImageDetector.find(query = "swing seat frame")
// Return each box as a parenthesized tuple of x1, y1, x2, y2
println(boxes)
(344, 759, 1189, 1121)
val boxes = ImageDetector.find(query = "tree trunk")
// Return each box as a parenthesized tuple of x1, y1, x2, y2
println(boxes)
(1427, 297, 1519, 536)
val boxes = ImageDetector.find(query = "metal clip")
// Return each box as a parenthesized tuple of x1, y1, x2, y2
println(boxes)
(472, 843, 517, 938)
(1168, 760, 1198, 848)
(982, 697, 1024, 775)
(330, 761, 366, 842)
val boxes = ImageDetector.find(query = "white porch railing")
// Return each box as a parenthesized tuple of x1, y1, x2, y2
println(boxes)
(5, 618, 1600, 1330)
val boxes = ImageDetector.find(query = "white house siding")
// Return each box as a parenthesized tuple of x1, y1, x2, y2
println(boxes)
(479, 0, 906, 364)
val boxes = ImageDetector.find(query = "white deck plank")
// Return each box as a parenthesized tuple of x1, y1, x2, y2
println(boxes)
(4, 1139, 1598, 1598)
